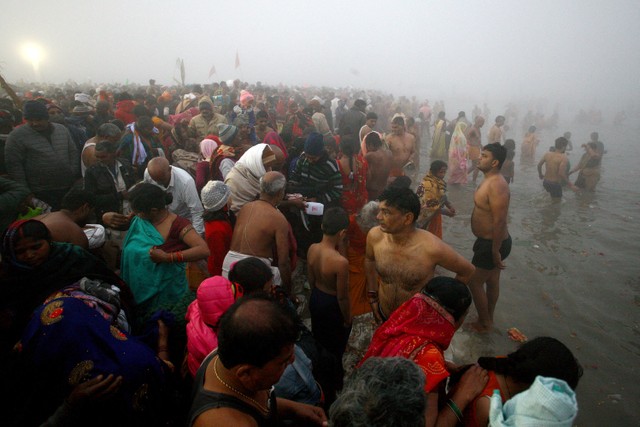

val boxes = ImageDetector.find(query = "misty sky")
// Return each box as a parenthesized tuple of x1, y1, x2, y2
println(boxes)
(2, 0, 639, 110)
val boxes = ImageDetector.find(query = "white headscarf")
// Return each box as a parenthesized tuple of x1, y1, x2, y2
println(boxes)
(225, 144, 270, 213)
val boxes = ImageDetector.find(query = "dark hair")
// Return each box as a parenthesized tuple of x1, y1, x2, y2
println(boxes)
(503, 139, 516, 152)
(109, 119, 125, 131)
(95, 140, 116, 153)
(478, 337, 583, 389)
(217, 293, 299, 368)
(133, 105, 151, 118)
(364, 132, 382, 149)
(387, 176, 412, 190)
(256, 110, 269, 120)
(554, 137, 569, 150)
(430, 160, 448, 175)
(60, 188, 95, 210)
(483, 142, 507, 169)
(322, 207, 349, 236)
(391, 116, 405, 126)
(366, 112, 378, 120)
(129, 183, 172, 214)
(136, 116, 154, 130)
(422, 276, 471, 321)
(378, 187, 420, 223)
(228, 258, 274, 294)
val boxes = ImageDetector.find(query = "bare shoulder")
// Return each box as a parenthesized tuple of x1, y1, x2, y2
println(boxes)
(192, 407, 258, 427)
(488, 173, 510, 194)
(366, 226, 384, 243)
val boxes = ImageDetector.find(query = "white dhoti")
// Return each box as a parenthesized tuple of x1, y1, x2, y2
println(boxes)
(222, 250, 282, 287)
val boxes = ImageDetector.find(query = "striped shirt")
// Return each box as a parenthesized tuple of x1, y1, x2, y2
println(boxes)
(290, 153, 343, 206)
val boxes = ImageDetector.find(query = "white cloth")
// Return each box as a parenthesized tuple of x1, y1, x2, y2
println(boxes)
(225, 144, 268, 213)
(83, 224, 106, 249)
(489, 376, 578, 427)
(219, 158, 236, 180)
(144, 166, 204, 234)
(221, 250, 282, 287)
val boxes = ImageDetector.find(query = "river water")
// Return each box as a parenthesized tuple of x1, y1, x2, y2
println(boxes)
(416, 120, 639, 426)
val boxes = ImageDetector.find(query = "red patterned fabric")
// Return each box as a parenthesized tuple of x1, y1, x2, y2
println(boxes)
(359, 292, 456, 392)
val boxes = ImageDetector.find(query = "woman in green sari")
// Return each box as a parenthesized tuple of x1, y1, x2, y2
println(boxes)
(121, 183, 209, 331)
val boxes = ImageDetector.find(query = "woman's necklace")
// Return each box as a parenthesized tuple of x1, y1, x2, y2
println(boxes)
(213, 356, 269, 414)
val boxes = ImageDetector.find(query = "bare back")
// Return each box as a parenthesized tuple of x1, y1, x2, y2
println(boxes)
(35, 212, 89, 249)
(471, 174, 510, 240)
(386, 132, 416, 170)
(538, 151, 568, 183)
(307, 243, 348, 295)
(365, 149, 393, 199)
(230, 200, 288, 258)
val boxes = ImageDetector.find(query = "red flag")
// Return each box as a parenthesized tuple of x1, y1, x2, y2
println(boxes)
(208, 65, 216, 79)
(235, 51, 240, 69)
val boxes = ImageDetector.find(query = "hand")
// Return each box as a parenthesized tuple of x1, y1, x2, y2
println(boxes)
(102, 212, 131, 230)
(68, 374, 123, 406)
(289, 197, 307, 210)
(452, 365, 489, 404)
(370, 301, 383, 324)
(289, 401, 328, 426)
(149, 246, 170, 263)
(493, 253, 506, 270)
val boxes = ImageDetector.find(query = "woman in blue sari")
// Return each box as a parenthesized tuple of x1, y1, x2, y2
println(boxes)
(121, 183, 209, 332)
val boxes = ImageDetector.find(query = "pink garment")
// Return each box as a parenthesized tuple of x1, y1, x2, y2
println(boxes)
(168, 107, 200, 126)
(185, 276, 239, 376)
(200, 137, 220, 161)
(240, 90, 254, 107)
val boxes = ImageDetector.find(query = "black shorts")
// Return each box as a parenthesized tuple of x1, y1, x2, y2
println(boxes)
(472, 235, 512, 270)
(543, 180, 562, 198)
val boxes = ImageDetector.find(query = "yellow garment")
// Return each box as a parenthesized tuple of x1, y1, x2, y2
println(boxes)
(416, 172, 446, 230)
(188, 113, 228, 140)
(431, 119, 447, 159)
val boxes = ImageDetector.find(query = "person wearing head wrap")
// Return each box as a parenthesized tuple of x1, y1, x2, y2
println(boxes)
(188, 101, 228, 141)
(195, 136, 221, 194)
(5, 101, 79, 209)
(230, 90, 257, 144)
(225, 144, 277, 213)
(209, 124, 241, 181)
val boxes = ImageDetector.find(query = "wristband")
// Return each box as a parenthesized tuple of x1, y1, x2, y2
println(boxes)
(447, 399, 463, 422)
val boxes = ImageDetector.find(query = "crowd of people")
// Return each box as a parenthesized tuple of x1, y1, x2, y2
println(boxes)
(0, 79, 594, 426)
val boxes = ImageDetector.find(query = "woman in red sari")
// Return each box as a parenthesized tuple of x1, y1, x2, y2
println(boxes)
(360, 276, 489, 427)
(338, 135, 368, 215)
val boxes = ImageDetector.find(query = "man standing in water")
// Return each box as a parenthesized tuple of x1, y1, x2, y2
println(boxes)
(386, 116, 416, 183)
(537, 137, 576, 201)
(365, 187, 474, 322)
(465, 115, 485, 184)
(487, 115, 505, 144)
(468, 143, 511, 333)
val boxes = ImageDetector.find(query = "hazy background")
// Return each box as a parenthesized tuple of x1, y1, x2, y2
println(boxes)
(2, 0, 640, 113)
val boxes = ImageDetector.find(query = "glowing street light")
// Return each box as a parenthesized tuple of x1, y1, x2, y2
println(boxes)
(21, 42, 44, 80)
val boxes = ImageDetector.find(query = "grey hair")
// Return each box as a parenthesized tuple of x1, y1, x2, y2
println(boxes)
(356, 201, 379, 232)
(260, 174, 286, 196)
(96, 123, 122, 138)
(329, 357, 426, 427)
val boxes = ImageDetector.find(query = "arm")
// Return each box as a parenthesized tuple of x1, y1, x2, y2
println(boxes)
(335, 257, 351, 326)
(434, 239, 475, 284)
(433, 366, 489, 427)
(185, 181, 205, 235)
(364, 230, 382, 322)
(537, 155, 545, 180)
(150, 226, 210, 263)
(275, 218, 292, 294)
(489, 182, 509, 269)
(319, 160, 343, 205)
(276, 398, 327, 426)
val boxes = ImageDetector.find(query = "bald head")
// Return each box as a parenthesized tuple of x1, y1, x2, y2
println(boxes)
(260, 171, 286, 197)
(475, 116, 485, 127)
(147, 157, 172, 187)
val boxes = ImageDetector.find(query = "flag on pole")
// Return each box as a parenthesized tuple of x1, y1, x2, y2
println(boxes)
(208, 65, 216, 79)
(235, 50, 240, 69)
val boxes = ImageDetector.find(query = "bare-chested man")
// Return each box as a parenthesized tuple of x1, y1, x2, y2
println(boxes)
(465, 116, 485, 184)
(363, 131, 393, 201)
(223, 171, 292, 293)
(537, 137, 577, 201)
(487, 115, 505, 144)
(34, 188, 95, 249)
(365, 187, 474, 321)
(359, 112, 378, 147)
(385, 116, 416, 183)
(468, 143, 511, 333)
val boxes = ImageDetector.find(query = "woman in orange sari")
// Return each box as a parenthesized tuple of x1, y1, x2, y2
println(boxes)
(359, 277, 488, 427)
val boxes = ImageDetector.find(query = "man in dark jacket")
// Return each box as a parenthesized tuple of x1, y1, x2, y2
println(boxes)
(338, 99, 367, 140)
(5, 100, 80, 209)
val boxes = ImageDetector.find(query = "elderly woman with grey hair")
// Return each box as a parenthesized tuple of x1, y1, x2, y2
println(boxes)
(342, 201, 380, 377)
(330, 357, 427, 427)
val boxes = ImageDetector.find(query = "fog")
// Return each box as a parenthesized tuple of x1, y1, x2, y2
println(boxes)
(2, 0, 639, 114)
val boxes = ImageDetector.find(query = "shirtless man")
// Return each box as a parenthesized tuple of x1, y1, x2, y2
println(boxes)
(537, 137, 576, 201)
(34, 188, 95, 249)
(363, 131, 393, 201)
(487, 115, 505, 144)
(468, 143, 511, 333)
(385, 116, 416, 183)
(224, 171, 292, 293)
(307, 207, 351, 361)
(465, 116, 485, 184)
(255, 110, 275, 143)
(365, 187, 474, 321)
(359, 112, 378, 146)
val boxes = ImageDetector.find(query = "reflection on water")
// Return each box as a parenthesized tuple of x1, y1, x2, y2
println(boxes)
(418, 121, 640, 425)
